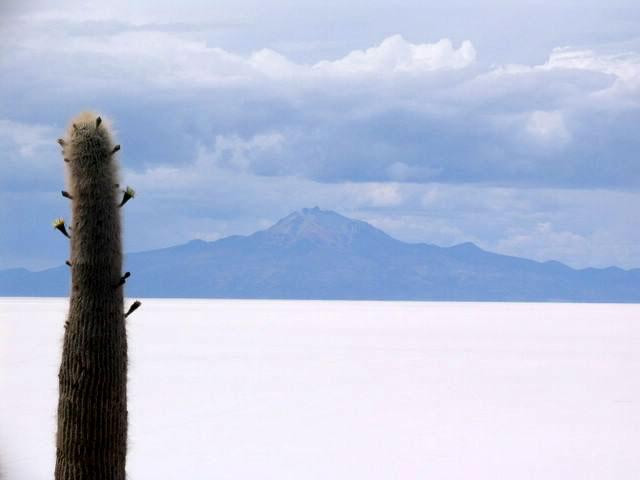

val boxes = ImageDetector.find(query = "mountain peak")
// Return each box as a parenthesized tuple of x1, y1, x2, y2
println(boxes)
(3, 207, 639, 301)
(259, 207, 394, 248)
(302, 206, 321, 214)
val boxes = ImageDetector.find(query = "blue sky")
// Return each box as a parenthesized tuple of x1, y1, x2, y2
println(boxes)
(1, 0, 639, 270)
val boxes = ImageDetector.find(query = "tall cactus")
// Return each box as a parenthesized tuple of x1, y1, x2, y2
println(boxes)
(54, 112, 139, 479)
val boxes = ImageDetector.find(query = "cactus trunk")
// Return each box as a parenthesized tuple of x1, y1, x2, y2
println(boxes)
(55, 113, 127, 480)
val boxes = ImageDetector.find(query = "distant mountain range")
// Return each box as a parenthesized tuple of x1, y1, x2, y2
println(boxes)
(1, 207, 639, 302)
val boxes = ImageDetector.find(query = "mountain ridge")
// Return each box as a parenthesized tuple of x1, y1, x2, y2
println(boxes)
(1, 208, 638, 301)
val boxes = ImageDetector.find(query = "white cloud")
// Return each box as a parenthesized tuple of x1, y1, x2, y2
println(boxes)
(2, 19, 476, 91)
(349, 183, 404, 207)
(124, 131, 286, 191)
(491, 221, 640, 269)
(366, 186, 640, 268)
(484, 46, 640, 82)
(211, 133, 286, 172)
(543, 47, 640, 83)
(476, 46, 640, 110)
(244, 35, 476, 82)
(0, 119, 55, 158)
(4, 21, 640, 191)
(387, 162, 442, 182)
(0, 119, 61, 190)
(312, 35, 475, 76)
(495, 222, 590, 264)
(248, 49, 302, 79)
(524, 110, 571, 146)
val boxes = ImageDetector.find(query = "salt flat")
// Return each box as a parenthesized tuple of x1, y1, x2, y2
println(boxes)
(1, 298, 639, 479)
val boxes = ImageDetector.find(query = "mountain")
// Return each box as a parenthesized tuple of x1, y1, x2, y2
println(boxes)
(1, 207, 639, 302)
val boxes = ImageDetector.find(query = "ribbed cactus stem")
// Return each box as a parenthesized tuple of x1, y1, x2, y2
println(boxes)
(55, 113, 128, 480)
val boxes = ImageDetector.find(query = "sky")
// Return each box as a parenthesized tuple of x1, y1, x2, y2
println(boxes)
(1, 0, 639, 270)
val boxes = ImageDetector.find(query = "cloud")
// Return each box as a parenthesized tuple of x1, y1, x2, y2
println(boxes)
(0, 118, 61, 191)
(495, 222, 591, 265)
(1, 26, 475, 92)
(347, 183, 405, 207)
(544, 47, 640, 83)
(116, 127, 640, 270)
(311, 35, 476, 75)
(473, 46, 640, 111)
(361, 185, 640, 269)
(123, 131, 287, 191)
(210, 132, 287, 173)
(524, 110, 571, 146)
(0, 119, 55, 158)
(4, 19, 639, 188)
(2, 13, 640, 270)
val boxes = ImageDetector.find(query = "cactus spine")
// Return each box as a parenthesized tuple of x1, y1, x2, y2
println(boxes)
(55, 113, 137, 479)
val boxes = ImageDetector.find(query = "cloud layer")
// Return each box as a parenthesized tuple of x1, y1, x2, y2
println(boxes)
(1, 13, 639, 270)
(4, 17, 639, 189)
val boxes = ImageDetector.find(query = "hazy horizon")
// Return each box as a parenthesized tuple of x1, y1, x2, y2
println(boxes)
(5, 206, 640, 273)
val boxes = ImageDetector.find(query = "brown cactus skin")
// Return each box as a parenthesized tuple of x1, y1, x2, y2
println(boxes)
(55, 113, 127, 480)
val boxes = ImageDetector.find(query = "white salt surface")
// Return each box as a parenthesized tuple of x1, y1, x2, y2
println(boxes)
(1, 298, 639, 479)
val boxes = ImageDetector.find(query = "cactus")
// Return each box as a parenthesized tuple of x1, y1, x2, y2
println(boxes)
(54, 113, 139, 480)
